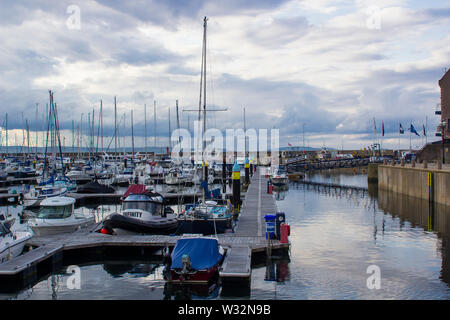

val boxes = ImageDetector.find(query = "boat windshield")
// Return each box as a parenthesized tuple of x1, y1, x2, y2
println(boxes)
(0, 223, 11, 236)
(122, 201, 163, 215)
(38, 205, 73, 219)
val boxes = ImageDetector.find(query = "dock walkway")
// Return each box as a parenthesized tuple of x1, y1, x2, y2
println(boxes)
(0, 167, 288, 292)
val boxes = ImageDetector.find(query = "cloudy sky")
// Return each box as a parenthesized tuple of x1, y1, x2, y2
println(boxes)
(0, 0, 449, 151)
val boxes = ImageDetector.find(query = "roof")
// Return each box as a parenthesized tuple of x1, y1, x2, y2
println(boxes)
(41, 196, 76, 207)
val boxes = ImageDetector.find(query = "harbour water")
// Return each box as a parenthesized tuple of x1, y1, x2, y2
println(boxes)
(1, 172, 449, 300)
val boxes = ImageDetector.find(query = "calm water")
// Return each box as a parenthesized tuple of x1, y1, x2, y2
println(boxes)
(2, 172, 450, 300)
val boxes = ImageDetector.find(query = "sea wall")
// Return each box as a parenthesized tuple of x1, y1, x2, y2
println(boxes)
(378, 164, 450, 206)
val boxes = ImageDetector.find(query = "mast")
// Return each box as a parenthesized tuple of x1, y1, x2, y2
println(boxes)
(203, 17, 208, 166)
(5, 113, 7, 155)
(100, 99, 103, 154)
(144, 103, 147, 157)
(176, 100, 181, 144)
(35, 103, 39, 157)
(244, 107, 247, 158)
(154, 100, 157, 148)
(168, 106, 171, 151)
(114, 96, 117, 156)
(131, 110, 135, 163)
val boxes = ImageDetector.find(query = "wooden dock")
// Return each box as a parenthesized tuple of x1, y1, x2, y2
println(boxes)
(0, 167, 289, 293)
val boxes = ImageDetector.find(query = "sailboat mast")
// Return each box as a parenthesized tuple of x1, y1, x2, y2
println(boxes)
(35, 103, 39, 157)
(131, 110, 134, 163)
(100, 99, 103, 153)
(144, 103, 147, 157)
(5, 113, 7, 155)
(168, 106, 171, 151)
(154, 100, 157, 148)
(176, 100, 181, 143)
(114, 96, 117, 156)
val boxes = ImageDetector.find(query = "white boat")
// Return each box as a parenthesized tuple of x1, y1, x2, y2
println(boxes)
(271, 167, 288, 186)
(28, 197, 95, 236)
(112, 167, 134, 186)
(65, 169, 91, 180)
(164, 168, 188, 185)
(0, 221, 33, 264)
(23, 184, 69, 208)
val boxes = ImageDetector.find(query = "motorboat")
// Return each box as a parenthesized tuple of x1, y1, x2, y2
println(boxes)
(23, 184, 69, 208)
(112, 167, 134, 186)
(165, 238, 225, 283)
(164, 168, 188, 185)
(101, 185, 178, 235)
(65, 169, 92, 182)
(28, 196, 95, 236)
(13, 166, 36, 178)
(177, 200, 234, 235)
(270, 167, 288, 186)
(0, 221, 33, 264)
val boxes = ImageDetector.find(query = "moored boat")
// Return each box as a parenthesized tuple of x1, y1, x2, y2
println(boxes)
(28, 196, 95, 236)
(177, 200, 234, 235)
(165, 237, 225, 283)
(0, 221, 33, 264)
(101, 185, 177, 234)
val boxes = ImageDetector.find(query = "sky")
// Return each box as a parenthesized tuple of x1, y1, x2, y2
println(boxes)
(0, 0, 449, 151)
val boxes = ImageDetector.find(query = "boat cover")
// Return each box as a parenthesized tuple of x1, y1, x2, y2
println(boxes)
(77, 181, 115, 194)
(123, 184, 146, 198)
(171, 238, 222, 270)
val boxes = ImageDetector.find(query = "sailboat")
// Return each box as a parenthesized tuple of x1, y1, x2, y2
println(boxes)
(176, 17, 234, 236)
(23, 91, 75, 208)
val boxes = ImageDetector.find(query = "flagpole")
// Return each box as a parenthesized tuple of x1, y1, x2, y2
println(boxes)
(398, 122, 400, 158)
(409, 122, 412, 153)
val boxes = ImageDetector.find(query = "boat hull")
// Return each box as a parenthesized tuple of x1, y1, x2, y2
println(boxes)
(176, 217, 234, 235)
(30, 217, 95, 236)
(168, 264, 221, 284)
(0, 232, 33, 264)
(103, 213, 178, 235)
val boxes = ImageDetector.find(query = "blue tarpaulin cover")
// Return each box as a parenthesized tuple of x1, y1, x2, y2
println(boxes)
(171, 238, 223, 270)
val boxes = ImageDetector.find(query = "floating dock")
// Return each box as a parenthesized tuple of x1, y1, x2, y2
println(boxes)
(0, 167, 289, 294)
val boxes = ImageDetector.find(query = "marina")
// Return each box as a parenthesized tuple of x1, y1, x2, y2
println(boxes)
(0, 2, 450, 305)
(0, 166, 289, 294)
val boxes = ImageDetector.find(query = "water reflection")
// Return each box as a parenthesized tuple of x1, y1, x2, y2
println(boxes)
(378, 189, 450, 286)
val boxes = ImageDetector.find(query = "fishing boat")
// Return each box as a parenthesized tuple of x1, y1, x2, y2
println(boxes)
(0, 221, 32, 264)
(101, 185, 177, 234)
(165, 237, 225, 283)
(28, 196, 95, 236)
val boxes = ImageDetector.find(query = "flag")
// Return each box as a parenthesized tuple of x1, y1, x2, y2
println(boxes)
(399, 123, 404, 134)
(381, 121, 385, 137)
(288, 143, 292, 147)
(409, 124, 420, 136)
(423, 124, 426, 137)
